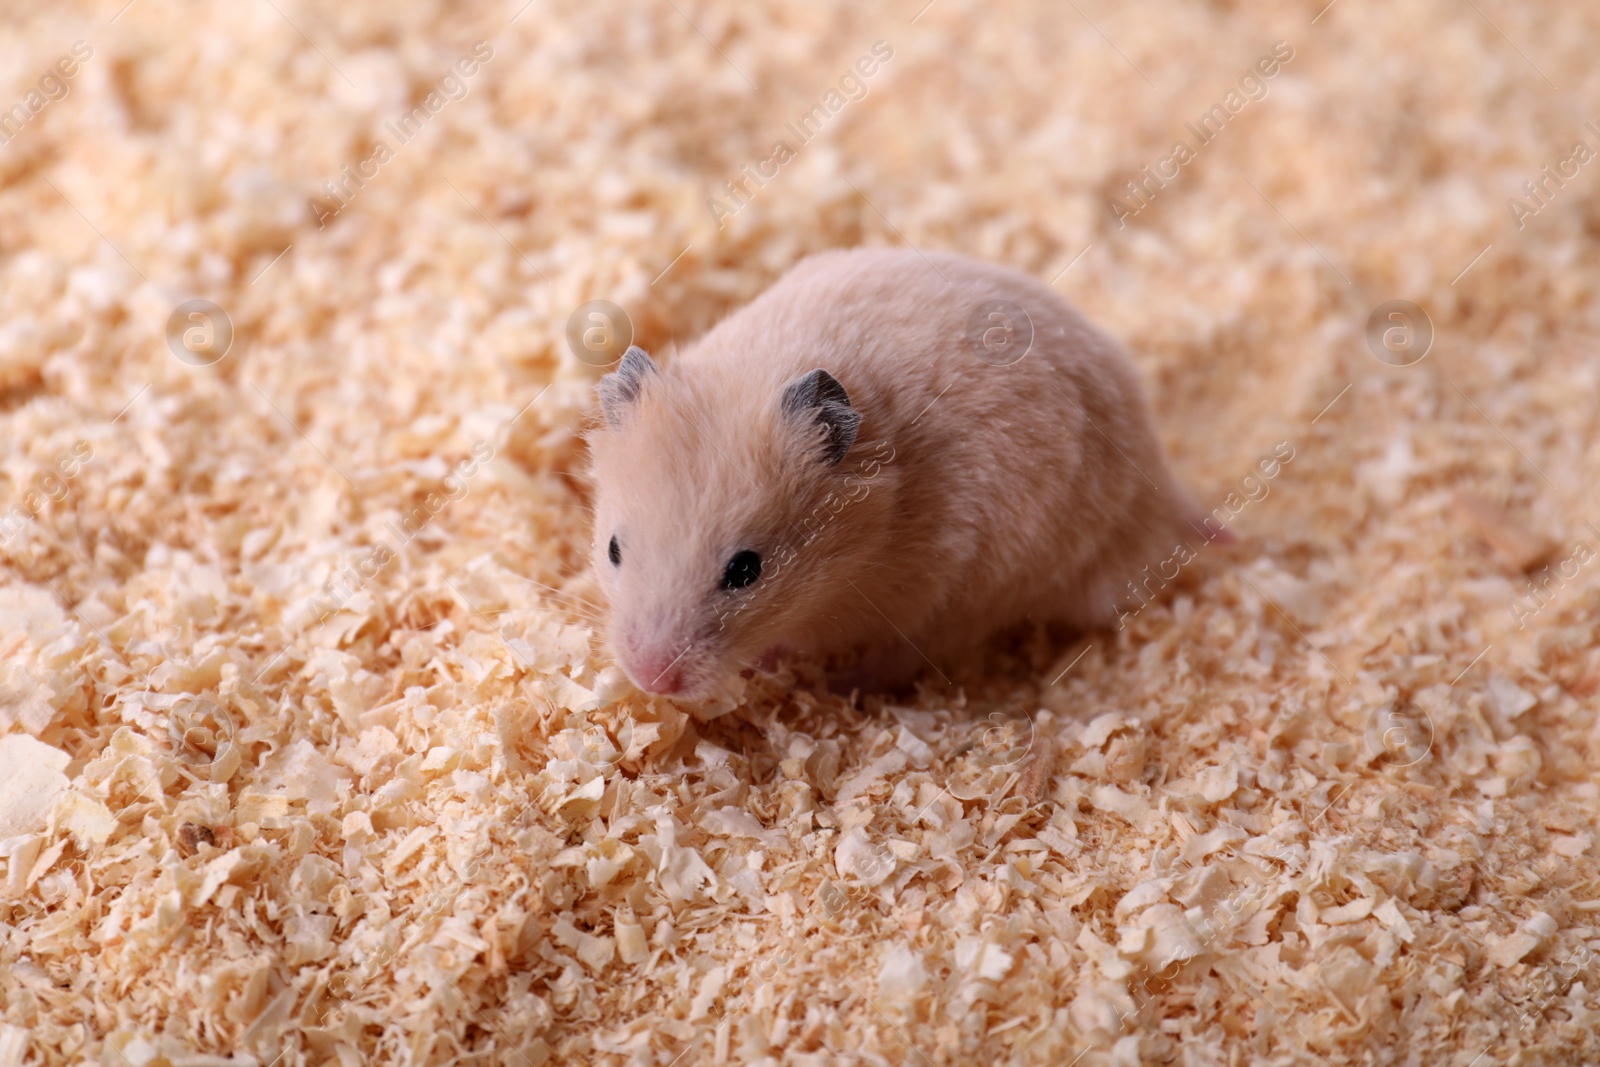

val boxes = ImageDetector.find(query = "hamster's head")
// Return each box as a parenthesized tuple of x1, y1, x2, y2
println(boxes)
(586, 346, 879, 700)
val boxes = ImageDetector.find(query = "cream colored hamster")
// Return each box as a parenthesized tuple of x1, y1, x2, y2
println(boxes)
(587, 247, 1199, 699)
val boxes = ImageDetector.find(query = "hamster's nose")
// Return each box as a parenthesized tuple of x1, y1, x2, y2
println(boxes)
(629, 646, 688, 695)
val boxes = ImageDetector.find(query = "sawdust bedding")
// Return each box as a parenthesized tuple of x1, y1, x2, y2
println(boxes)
(2, 0, 1599, 1064)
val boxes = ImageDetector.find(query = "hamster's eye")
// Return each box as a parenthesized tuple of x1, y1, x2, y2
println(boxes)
(608, 535, 621, 567)
(721, 550, 762, 590)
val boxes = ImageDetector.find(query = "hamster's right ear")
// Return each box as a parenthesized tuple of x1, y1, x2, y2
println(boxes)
(598, 346, 659, 428)
(781, 368, 861, 465)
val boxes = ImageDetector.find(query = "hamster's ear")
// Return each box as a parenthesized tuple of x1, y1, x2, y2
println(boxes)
(599, 346, 658, 427)
(781, 368, 860, 465)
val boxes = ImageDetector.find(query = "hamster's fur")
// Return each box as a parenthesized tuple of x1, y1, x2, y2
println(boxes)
(587, 247, 1198, 699)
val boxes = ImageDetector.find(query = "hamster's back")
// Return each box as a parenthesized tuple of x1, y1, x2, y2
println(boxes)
(675, 246, 1194, 646)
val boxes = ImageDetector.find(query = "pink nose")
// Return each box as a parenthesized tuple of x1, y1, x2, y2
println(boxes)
(629, 648, 687, 695)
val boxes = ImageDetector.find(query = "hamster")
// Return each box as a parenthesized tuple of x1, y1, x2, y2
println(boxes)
(587, 246, 1200, 699)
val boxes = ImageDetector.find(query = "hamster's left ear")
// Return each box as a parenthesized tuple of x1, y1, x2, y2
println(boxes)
(781, 368, 860, 465)
(599, 346, 658, 427)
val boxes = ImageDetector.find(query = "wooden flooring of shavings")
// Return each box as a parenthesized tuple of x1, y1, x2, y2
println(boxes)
(2, 1, 1598, 1064)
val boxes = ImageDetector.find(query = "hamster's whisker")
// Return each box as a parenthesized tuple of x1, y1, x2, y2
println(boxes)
(523, 590, 606, 621)
(652, 640, 696, 688)
(512, 575, 607, 617)
(524, 596, 609, 628)
(547, 602, 609, 626)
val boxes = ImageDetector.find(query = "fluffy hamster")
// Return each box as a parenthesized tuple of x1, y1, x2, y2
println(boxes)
(587, 247, 1199, 699)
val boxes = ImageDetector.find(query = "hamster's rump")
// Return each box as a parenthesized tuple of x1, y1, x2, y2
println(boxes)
(588, 247, 1198, 697)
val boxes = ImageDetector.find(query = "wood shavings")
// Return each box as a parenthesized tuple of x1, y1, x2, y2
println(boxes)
(875, 944, 929, 1004)
(2, 1, 1599, 1064)
(834, 827, 896, 887)
(0, 735, 69, 837)
(46, 792, 115, 847)
(1488, 912, 1560, 968)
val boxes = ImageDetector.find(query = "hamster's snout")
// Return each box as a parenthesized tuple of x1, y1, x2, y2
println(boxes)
(622, 642, 690, 696)
(611, 615, 710, 697)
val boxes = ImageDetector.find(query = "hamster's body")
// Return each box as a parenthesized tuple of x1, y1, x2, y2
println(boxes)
(588, 247, 1198, 699)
